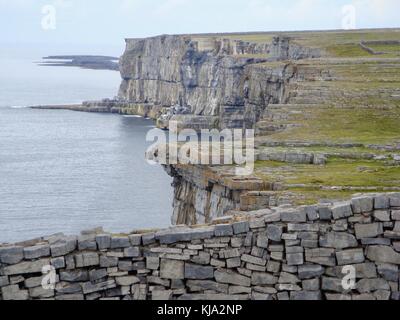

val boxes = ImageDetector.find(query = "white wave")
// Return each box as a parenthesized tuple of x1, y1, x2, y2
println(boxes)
(9, 105, 28, 109)
(122, 115, 143, 118)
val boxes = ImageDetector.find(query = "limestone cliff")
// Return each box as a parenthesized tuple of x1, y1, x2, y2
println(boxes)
(117, 30, 400, 226)
(118, 34, 319, 130)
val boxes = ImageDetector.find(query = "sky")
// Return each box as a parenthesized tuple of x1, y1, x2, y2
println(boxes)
(0, 0, 399, 51)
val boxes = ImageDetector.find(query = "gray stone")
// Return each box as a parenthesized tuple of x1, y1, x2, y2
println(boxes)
(214, 270, 251, 287)
(251, 272, 278, 285)
(355, 223, 383, 239)
(351, 196, 374, 214)
(146, 256, 160, 270)
(1, 285, 29, 300)
(50, 257, 65, 269)
(281, 209, 307, 223)
(157, 227, 214, 244)
(77, 235, 97, 251)
(326, 294, 352, 301)
(96, 234, 111, 250)
(336, 249, 365, 265)
(321, 277, 345, 293)
(333, 219, 348, 232)
(374, 195, 390, 209)
(374, 290, 391, 301)
(148, 276, 170, 287)
(252, 246, 265, 258)
(304, 206, 319, 221)
(390, 194, 400, 207)
(267, 260, 281, 273)
(0, 276, 10, 287)
(178, 293, 249, 301)
(249, 218, 265, 229)
(318, 206, 332, 220)
(361, 238, 391, 246)
(232, 221, 250, 234)
(220, 248, 241, 259)
(185, 263, 214, 280)
(100, 255, 118, 268)
(0, 246, 24, 264)
(214, 224, 233, 237)
(129, 234, 142, 246)
(278, 272, 300, 284)
(288, 223, 319, 232)
(286, 253, 304, 266)
(75, 252, 99, 267)
(392, 211, 400, 221)
(264, 212, 281, 223)
(366, 246, 400, 264)
(55, 294, 84, 300)
(227, 257, 241, 269)
(89, 269, 107, 282)
(186, 280, 228, 293)
(229, 286, 251, 295)
(60, 270, 89, 282)
(211, 258, 226, 268)
(302, 278, 320, 291)
(241, 254, 266, 266)
(55, 282, 82, 294)
(152, 289, 173, 300)
(2, 258, 50, 275)
(50, 237, 77, 257)
(290, 291, 322, 300)
(251, 246, 264, 258)
(256, 235, 269, 248)
(23, 244, 50, 260)
(118, 260, 133, 271)
(373, 210, 391, 222)
(191, 252, 211, 265)
(142, 233, 156, 245)
(331, 202, 353, 220)
(160, 259, 184, 280)
(110, 236, 130, 249)
(82, 280, 116, 294)
(123, 247, 140, 258)
(115, 276, 140, 286)
(305, 248, 336, 267)
(319, 232, 358, 249)
(377, 264, 399, 281)
(357, 278, 390, 293)
(266, 224, 283, 241)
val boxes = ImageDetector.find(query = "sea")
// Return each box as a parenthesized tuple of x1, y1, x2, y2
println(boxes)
(0, 43, 173, 243)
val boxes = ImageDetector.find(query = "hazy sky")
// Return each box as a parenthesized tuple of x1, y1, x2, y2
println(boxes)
(0, 0, 399, 48)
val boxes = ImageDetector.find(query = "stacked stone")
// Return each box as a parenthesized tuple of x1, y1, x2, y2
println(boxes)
(1, 193, 400, 300)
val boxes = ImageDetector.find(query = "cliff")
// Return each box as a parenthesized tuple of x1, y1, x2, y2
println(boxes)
(1, 193, 400, 300)
(118, 30, 399, 225)
(118, 34, 319, 130)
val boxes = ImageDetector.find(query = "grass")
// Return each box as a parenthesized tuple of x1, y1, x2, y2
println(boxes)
(326, 44, 372, 58)
(269, 106, 400, 145)
(285, 158, 400, 188)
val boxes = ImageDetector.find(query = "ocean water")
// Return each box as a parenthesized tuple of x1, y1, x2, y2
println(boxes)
(0, 44, 173, 243)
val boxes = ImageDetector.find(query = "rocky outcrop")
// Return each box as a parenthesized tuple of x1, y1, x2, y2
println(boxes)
(118, 35, 319, 130)
(1, 193, 400, 300)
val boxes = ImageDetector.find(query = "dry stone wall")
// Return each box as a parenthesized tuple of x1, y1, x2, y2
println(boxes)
(1, 193, 400, 300)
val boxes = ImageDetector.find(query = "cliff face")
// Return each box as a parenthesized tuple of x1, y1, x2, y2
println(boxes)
(118, 34, 321, 225)
(118, 35, 318, 130)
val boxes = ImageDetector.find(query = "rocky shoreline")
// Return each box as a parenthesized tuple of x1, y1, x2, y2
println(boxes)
(38, 55, 119, 71)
